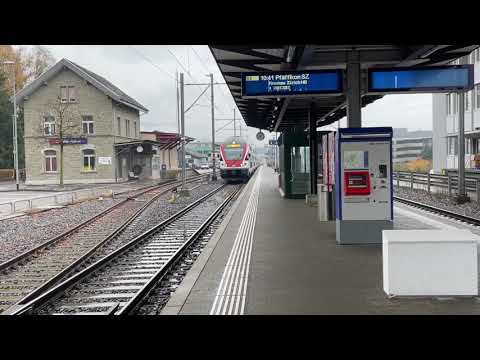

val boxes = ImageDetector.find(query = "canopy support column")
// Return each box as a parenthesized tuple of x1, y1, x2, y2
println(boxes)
(346, 52, 362, 128)
(309, 103, 318, 195)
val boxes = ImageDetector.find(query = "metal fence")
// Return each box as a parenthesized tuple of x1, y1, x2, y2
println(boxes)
(393, 171, 480, 201)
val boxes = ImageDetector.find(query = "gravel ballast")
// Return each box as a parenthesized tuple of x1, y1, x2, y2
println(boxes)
(0, 197, 122, 264)
(394, 185, 480, 219)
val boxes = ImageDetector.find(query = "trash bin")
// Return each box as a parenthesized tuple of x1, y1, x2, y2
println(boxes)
(318, 184, 335, 221)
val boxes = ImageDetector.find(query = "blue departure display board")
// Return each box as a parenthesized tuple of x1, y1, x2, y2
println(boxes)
(241, 70, 343, 98)
(368, 65, 474, 93)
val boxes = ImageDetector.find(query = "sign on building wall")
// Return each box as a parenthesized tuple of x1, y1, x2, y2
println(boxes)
(98, 157, 112, 165)
(48, 138, 88, 145)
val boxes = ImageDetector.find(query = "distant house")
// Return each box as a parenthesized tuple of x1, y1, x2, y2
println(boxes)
(392, 128, 432, 163)
(393, 137, 432, 163)
(14, 58, 161, 185)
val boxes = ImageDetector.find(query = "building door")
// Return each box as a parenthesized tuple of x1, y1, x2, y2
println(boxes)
(290, 146, 311, 195)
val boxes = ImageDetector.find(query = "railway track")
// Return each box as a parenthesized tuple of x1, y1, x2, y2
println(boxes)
(394, 196, 480, 226)
(0, 175, 208, 314)
(12, 183, 242, 315)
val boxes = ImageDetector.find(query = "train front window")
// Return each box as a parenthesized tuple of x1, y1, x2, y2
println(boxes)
(223, 148, 244, 160)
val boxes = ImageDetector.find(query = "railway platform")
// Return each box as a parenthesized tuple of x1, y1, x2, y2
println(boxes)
(162, 165, 480, 315)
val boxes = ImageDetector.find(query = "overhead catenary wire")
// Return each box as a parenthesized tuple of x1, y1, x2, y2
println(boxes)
(128, 45, 176, 81)
(184, 85, 211, 114)
(190, 45, 233, 115)
(165, 47, 214, 109)
(216, 119, 235, 133)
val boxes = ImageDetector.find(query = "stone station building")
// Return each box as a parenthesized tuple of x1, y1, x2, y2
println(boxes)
(14, 58, 155, 185)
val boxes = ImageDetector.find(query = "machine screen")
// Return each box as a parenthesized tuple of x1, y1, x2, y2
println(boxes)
(344, 151, 368, 169)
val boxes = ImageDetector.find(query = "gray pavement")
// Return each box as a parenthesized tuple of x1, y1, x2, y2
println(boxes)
(169, 166, 480, 315)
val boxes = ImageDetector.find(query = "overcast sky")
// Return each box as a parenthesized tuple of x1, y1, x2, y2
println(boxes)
(38, 45, 433, 143)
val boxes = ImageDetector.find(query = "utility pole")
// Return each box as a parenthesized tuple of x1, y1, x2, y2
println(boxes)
(183, 76, 228, 181)
(176, 71, 180, 134)
(210, 73, 217, 181)
(233, 108, 236, 139)
(13, 67, 18, 191)
(180, 73, 186, 191)
(2, 61, 19, 190)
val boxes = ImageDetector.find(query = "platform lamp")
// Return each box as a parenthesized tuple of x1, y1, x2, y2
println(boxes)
(2, 60, 19, 191)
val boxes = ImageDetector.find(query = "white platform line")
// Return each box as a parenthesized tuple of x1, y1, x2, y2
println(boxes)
(394, 205, 460, 231)
(210, 168, 262, 315)
(209, 183, 253, 314)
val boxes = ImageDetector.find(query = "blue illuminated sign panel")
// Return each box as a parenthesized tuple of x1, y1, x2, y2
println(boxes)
(241, 70, 343, 98)
(368, 65, 474, 93)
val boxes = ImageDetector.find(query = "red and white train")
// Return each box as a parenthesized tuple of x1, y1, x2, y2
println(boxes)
(219, 137, 259, 182)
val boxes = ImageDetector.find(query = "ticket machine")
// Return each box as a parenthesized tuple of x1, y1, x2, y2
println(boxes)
(335, 127, 393, 244)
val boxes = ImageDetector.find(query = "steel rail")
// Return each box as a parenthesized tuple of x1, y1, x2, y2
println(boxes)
(13, 176, 204, 306)
(0, 175, 205, 272)
(12, 184, 228, 315)
(394, 196, 480, 226)
(118, 185, 243, 315)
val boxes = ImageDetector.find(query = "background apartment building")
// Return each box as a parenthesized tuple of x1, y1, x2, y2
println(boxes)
(15, 58, 150, 185)
(432, 48, 480, 173)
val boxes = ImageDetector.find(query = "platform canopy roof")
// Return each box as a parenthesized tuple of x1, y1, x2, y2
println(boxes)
(140, 131, 195, 150)
(209, 45, 479, 132)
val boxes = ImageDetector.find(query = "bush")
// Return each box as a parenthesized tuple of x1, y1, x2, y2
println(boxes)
(394, 158, 432, 173)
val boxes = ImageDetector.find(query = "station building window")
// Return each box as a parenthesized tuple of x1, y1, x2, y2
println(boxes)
(60, 86, 77, 103)
(446, 94, 451, 114)
(473, 138, 480, 154)
(476, 85, 480, 109)
(117, 117, 121, 135)
(125, 119, 130, 137)
(134, 121, 137, 138)
(44, 150, 57, 172)
(83, 149, 96, 171)
(44, 116, 56, 136)
(452, 93, 458, 114)
(465, 91, 471, 111)
(448, 137, 458, 155)
(466, 137, 471, 154)
(82, 115, 94, 135)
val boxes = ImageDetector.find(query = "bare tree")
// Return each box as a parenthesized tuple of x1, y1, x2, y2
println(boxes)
(24, 46, 56, 83)
(41, 97, 83, 187)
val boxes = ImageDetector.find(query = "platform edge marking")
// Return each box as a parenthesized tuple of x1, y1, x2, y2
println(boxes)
(210, 168, 262, 315)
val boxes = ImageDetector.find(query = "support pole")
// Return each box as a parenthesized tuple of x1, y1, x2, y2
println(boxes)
(176, 71, 180, 134)
(210, 73, 217, 181)
(458, 90, 465, 197)
(457, 80, 467, 202)
(427, 172, 431, 193)
(448, 173, 452, 198)
(233, 108, 236, 139)
(12, 68, 19, 191)
(180, 73, 186, 190)
(477, 179, 480, 202)
(309, 103, 318, 195)
(346, 52, 361, 128)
